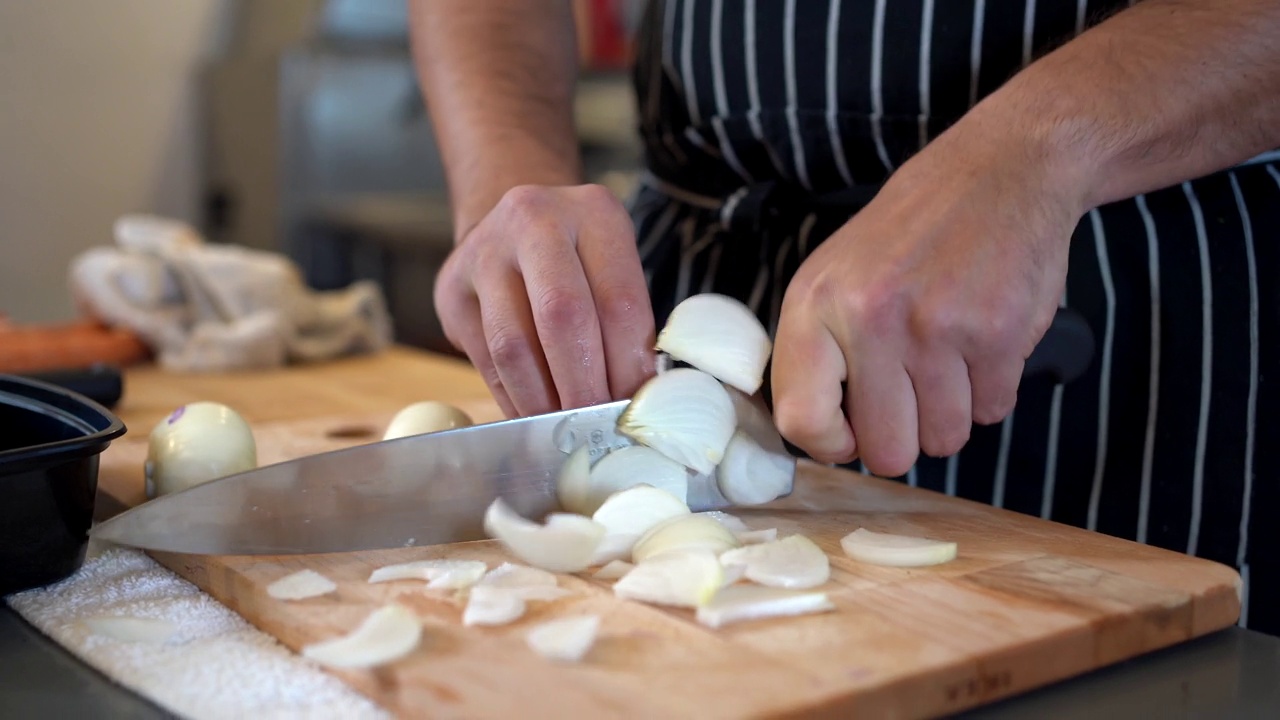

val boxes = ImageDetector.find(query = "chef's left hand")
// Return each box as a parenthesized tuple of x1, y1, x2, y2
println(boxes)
(770, 120, 1089, 476)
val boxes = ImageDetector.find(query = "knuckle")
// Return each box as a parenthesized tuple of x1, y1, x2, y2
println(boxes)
(487, 326, 532, 369)
(972, 386, 1017, 425)
(922, 422, 971, 458)
(773, 401, 827, 444)
(535, 286, 593, 332)
(843, 280, 905, 338)
(573, 183, 617, 206)
(499, 185, 549, 214)
(863, 443, 919, 479)
(595, 285, 650, 328)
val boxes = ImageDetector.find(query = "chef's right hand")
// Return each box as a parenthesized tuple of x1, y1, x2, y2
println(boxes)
(433, 184, 658, 418)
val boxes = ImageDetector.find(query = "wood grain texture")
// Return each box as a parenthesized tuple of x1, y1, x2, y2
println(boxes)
(95, 349, 1243, 719)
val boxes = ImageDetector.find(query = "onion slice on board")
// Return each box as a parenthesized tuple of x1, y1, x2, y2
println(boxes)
(734, 528, 778, 545)
(696, 585, 835, 628)
(368, 560, 487, 589)
(301, 604, 421, 669)
(695, 511, 750, 533)
(475, 563, 573, 601)
(613, 550, 724, 608)
(483, 498, 606, 573)
(463, 586, 527, 627)
(719, 534, 830, 589)
(840, 528, 958, 567)
(526, 616, 600, 662)
(267, 569, 337, 600)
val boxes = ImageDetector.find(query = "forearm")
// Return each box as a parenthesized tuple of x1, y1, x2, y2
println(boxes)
(407, 0, 583, 243)
(963, 0, 1280, 212)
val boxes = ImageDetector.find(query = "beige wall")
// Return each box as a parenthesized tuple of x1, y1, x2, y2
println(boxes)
(0, 0, 233, 323)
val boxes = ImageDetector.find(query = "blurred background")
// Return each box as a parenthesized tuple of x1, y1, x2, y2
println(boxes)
(0, 0, 644, 358)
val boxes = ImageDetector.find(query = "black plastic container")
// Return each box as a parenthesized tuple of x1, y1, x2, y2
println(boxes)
(0, 375, 126, 596)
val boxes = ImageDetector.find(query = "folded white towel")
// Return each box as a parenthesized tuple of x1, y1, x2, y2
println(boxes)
(6, 541, 388, 720)
(67, 215, 393, 372)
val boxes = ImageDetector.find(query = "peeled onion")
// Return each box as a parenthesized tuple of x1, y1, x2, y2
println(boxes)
(301, 604, 421, 669)
(580, 446, 690, 514)
(592, 560, 634, 580)
(617, 368, 736, 475)
(840, 528, 958, 567)
(631, 514, 740, 564)
(554, 444, 593, 515)
(525, 615, 600, 662)
(716, 429, 795, 506)
(655, 293, 773, 395)
(483, 499, 605, 573)
(613, 551, 724, 608)
(589, 484, 691, 564)
(383, 401, 473, 440)
(719, 534, 830, 589)
(145, 401, 257, 498)
(267, 569, 337, 600)
(696, 586, 834, 628)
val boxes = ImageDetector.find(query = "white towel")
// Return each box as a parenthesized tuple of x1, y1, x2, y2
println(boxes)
(6, 540, 388, 720)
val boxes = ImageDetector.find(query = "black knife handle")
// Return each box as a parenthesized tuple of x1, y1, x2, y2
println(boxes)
(19, 364, 124, 409)
(1025, 306, 1095, 385)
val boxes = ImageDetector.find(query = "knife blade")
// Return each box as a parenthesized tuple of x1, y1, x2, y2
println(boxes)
(89, 392, 791, 556)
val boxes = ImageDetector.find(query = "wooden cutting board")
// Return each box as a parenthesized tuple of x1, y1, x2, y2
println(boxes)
(94, 408, 1242, 719)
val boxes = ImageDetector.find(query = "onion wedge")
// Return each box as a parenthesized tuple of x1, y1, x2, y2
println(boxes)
(483, 498, 605, 573)
(696, 586, 835, 628)
(695, 511, 750, 533)
(719, 534, 830, 589)
(613, 550, 724, 608)
(655, 293, 773, 395)
(475, 563, 573, 601)
(526, 615, 600, 662)
(555, 444, 593, 515)
(267, 569, 337, 600)
(617, 368, 736, 475)
(840, 528, 958, 567)
(587, 484, 692, 563)
(301, 604, 421, 669)
(582, 447, 690, 514)
(734, 528, 778, 545)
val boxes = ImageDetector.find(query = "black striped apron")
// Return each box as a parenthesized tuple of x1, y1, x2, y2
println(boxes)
(624, 0, 1279, 635)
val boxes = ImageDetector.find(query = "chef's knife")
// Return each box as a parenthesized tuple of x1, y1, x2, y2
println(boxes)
(90, 307, 1094, 556)
(89, 395, 779, 556)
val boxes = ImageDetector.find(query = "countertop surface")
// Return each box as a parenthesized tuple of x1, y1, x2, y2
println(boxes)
(3, 347, 1278, 718)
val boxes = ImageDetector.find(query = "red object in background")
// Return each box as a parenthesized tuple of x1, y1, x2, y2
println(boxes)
(0, 319, 151, 374)
(586, 0, 632, 68)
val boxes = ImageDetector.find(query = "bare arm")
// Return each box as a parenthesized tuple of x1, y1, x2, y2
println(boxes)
(407, 0, 583, 243)
(407, 0, 656, 419)
(972, 0, 1280, 214)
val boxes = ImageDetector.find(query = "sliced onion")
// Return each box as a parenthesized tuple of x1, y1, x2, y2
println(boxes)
(592, 484, 690, 538)
(588, 533, 641, 566)
(368, 559, 487, 590)
(555, 444, 593, 515)
(525, 615, 600, 662)
(840, 528, 958, 567)
(613, 550, 725, 608)
(267, 569, 337, 600)
(631, 514, 740, 564)
(617, 368, 736, 475)
(475, 562, 573, 601)
(695, 511, 750, 533)
(483, 499, 605, 573)
(716, 429, 795, 506)
(592, 559, 634, 580)
(719, 534, 830, 589)
(696, 585, 835, 628)
(462, 586, 527, 626)
(655, 293, 773, 395)
(80, 616, 177, 644)
(734, 528, 778, 545)
(581, 447, 690, 514)
(301, 604, 421, 669)
(720, 563, 747, 587)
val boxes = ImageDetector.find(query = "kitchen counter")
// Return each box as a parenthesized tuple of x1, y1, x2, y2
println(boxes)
(3, 346, 1277, 718)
